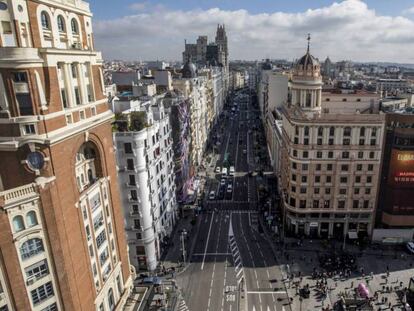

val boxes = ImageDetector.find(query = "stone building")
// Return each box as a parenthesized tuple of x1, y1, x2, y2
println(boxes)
(0, 0, 133, 310)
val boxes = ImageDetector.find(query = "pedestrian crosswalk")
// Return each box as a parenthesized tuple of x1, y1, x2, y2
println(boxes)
(177, 296, 189, 311)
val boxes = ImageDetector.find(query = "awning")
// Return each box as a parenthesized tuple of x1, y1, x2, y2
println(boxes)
(309, 222, 318, 227)
(348, 231, 358, 239)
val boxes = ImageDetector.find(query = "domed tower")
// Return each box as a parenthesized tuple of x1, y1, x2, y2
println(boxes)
(290, 34, 323, 115)
(182, 60, 197, 79)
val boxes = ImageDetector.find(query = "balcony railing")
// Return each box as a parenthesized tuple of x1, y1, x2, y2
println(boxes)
(1, 183, 38, 205)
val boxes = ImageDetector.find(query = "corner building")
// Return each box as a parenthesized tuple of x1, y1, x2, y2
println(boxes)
(278, 46, 385, 239)
(0, 1, 132, 310)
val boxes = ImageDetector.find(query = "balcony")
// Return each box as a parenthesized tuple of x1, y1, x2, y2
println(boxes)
(0, 47, 41, 64)
(0, 183, 38, 206)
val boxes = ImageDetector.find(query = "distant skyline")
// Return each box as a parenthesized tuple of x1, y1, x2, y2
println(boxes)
(90, 0, 414, 63)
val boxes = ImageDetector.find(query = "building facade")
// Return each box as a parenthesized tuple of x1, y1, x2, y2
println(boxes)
(0, 0, 132, 310)
(113, 97, 177, 272)
(275, 46, 385, 240)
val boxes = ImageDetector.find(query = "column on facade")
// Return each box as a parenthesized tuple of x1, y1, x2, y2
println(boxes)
(76, 62, 88, 104)
(63, 63, 75, 107)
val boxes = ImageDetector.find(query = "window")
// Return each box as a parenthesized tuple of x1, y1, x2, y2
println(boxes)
(61, 89, 68, 108)
(325, 188, 331, 194)
(355, 176, 361, 183)
(292, 162, 297, 170)
(294, 137, 299, 144)
(71, 18, 79, 34)
(20, 238, 44, 260)
(41, 12, 50, 30)
(134, 219, 140, 229)
(371, 127, 377, 137)
(117, 275, 123, 295)
(318, 127, 323, 136)
(344, 127, 351, 137)
(316, 151, 322, 158)
(340, 177, 347, 183)
(317, 138, 322, 145)
(313, 200, 319, 208)
(324, 200, 330, 208)
(303, 151, 308, 158)
(302, 164, 308, 171)
(41, 302, 58, 311)
(341, 164, 349, 171)
(356, 164, 362, 171)
(127, 159, 134, 170)
(328, 151, 333, 159)
(326, 176, 332, 183)
(13, 215, 25, 232)
(353, 200, 359, 209)
(327, 164, 333, 171)
(295, 126, 299, 135)
(338, 200, 345, 209)
(291, 174, 296, 181)
(358, 151, 363, 159)
(354, 188, 360, 194)
(367, 176, 372, 183)
(365, 188, 371, 195)
(315, 176, 321, 183)
(99, 247, 110, 266)
(31, 281, 54, 306)
(57, 15, 65, 32)
(26, 211, 38, 227)
(96, 230, 107, 249)
(359, 139, 365, 146)
(339, 189, 347, 195)
(108, 288, 115, 311)
(368, 164, 373, 171)
(299, 200, 306, 208)
(329, 127, 335, 136)
(289, 198, 296, 207)
(79, 110, 85, 120)
(303, 138, 309, 145)
(316, 164, 321, 171)
(369, 151, 375, 159)
(370, 139, 376, 146)
(328, 138, 334, 145)
(300, 187, 306, 194)
(292, 149, 297, 157)
(363, 200, 369, 209)
(23, 124, 36, 135)
(25, 259, 49, 284)
(291, 186, 296, 193)
(304, 126, 309, 136)
(360, 127, 365, 137)
(314, 188, 320, 194)
(128, 175, 136, 186)
(74, 87, 81, 105)
(301, 176, 307, 183)
(343, 138, 350, 145)
(124, 143, 133, 154)
(71, 64, 78, 78)
(342, 152, 349, 159)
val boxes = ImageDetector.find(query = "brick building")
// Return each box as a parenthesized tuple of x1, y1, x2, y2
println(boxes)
(0, 0, 132, 310)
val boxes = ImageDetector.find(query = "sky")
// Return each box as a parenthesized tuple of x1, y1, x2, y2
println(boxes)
(89, 0, 414, 63)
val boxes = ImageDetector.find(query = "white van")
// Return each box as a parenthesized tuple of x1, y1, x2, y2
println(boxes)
(222, 167, 228, 177)
(229, 166, 235, 176)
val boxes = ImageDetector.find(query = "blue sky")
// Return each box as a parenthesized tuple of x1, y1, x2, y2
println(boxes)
(91, 0, 414, 62)
(89, 0, 414, 20)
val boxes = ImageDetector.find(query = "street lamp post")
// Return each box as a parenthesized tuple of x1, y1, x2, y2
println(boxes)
(180, 229, 188, 265)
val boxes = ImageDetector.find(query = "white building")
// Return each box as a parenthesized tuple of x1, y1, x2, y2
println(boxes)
(113, 97, 177, 271)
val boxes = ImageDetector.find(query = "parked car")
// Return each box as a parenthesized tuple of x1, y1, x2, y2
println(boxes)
(216, 166, 221, 173)
(229, 166, 235, 176)
(209, 191, 216, 200)
(227, 184, 233, 193)
(222, 167, 228, 177)
(243, 149, 247, 154)
(220, 178, 226, 186)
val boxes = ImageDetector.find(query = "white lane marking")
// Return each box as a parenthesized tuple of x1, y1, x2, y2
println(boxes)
(201, 211, 215, 270)
(247, 291, 287, 295)
(193, 253, 231, 256)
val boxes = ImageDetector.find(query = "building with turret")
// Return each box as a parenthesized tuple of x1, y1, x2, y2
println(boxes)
(0, 0, 133, 310)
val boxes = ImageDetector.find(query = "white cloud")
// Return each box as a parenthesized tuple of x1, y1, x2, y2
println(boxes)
(403, 6, 414, 15)
(94, 0, 414, 63)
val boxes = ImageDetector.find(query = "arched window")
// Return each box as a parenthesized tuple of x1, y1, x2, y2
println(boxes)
(108, 288, 115, 311)
(71, 18, 78, 34)
(304, 126, 309, 136)
(57, 15, 65, 32)
(41, 12, 50, 30)
(12, 215, 25, 232)
(26, 211, 38, 227)
(20, 238, 44, 260)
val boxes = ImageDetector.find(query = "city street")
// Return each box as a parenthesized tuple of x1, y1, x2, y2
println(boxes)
(176, 89, 291, 311)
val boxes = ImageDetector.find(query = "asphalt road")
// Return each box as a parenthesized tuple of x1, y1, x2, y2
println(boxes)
(177, 89, 290, 311)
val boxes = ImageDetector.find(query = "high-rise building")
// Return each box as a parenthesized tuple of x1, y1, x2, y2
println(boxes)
(215, 24, 228, 70)
(112, 96, 177, 272)
(270, 41, 385, 239)
(0, 1, 132, 310)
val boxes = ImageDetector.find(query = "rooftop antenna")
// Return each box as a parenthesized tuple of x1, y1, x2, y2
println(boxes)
(307, 33, 311, 53)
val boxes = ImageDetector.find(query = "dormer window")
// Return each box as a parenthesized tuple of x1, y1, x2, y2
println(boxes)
(41, 12, 50, 30)
(57, 15, 65, 32)
(71, 19, 79, 34)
